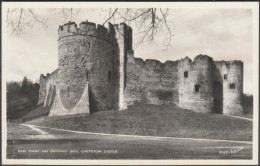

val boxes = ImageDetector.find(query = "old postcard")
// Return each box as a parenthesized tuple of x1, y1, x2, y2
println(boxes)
(1, 1, 259, 165)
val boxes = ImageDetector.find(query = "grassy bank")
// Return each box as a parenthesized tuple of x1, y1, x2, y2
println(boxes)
(7, 123, 39, 137)
(26, 104, 252, 141)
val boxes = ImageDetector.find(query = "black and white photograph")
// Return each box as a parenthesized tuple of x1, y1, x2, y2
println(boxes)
(1, 2, 259, 165)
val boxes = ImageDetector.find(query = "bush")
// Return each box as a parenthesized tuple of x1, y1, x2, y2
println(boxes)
(7, 77, 40, 120)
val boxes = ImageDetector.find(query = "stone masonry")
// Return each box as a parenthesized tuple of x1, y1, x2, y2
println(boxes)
(38, 20, 244, 116)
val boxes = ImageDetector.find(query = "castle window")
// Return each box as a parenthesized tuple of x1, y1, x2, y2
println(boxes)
(195, 84, 200, 92)
(229, 83, 235, 89)
(184, 71, 188, 78)
(88, 43, 90, 48)
(108, 71, 112, 81)
(224, 74, 228, 80)
(60, 26, 63, 31)
(86, 71, 89, 81)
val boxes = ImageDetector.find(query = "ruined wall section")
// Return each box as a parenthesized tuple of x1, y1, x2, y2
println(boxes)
(43, 69, 59, 107)
(124, 51, 179, 106)
(178, 55, 214, 113)
(57, 21, 117, 112)
(37, 74, 47, 105)
(37, 69, 59, 107)
(214, 61, 243, 114)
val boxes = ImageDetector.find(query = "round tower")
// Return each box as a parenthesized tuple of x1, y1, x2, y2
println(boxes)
(222, 61, 243, 114)
(57, 21, 115, 112)
(190, 55, 214, 113)
(178, 55, 214, 113)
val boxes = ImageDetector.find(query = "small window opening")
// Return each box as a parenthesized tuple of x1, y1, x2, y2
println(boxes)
(67, 87, 70, 97)
(195, 84, 200, 92)
(224, 74, 228, 80)
(108, 71, 112, 81)
(88, 43, 90, 48)
(86, 71, 89, 81)
(184, 71, 188, 78)
(229, 83, 235, 89)
(60, 26, 63, 31)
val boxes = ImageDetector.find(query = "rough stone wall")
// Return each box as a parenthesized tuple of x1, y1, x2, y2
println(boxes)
(57, 21, 123, 112)
(178, 55, 214, 113)
(37, 74, 47, 105)
(49, 83, 90, 116)
(113, 23, 132, 110)
(38, 20, 244, 116)
(38, 69, 59, 107)
(214, 61, 243, 114)
(124, 50, 179, 107)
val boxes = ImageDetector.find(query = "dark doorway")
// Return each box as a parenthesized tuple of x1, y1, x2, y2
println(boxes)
(213, 81, 223, 114)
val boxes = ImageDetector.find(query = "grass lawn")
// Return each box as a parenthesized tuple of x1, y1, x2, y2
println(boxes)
(26, 104, 252, 141)
(7, 123, 39, 137)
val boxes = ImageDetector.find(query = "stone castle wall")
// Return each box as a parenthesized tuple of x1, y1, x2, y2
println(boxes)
(123, 53, 243, 115)
(58, 21, 120, 112)
(214, 61, 243, 114)
(178, 55, 214, 113)
(124, 50, 179, 106)
(38, 21, 244, 116)
(38, 69, 59, 106)
(38, 21, 132, 115)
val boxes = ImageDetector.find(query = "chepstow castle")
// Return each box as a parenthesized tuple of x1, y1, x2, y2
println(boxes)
(38, 20, 244, 116)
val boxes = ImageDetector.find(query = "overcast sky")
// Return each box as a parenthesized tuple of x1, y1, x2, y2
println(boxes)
(4, 8, 254, 94)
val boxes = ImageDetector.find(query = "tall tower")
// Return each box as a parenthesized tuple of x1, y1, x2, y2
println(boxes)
(178, 55, 214, 113)
(114, 23, 132, 110)
(222, 61, 243, 114)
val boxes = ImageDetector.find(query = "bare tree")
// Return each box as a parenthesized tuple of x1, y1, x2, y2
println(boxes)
(6, 8, 80, 35)
(59, 8, 81, 23)
(6, 8, 174, 50)
(6, 8, 48, 35)
(102, 8, 174, 50)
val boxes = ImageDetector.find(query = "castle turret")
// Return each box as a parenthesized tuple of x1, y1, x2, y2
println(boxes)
(58, 21, 78, 39)
(55, 20, 125, 114)
(222, 61, 243, 114)
(178, 55, 214, 113)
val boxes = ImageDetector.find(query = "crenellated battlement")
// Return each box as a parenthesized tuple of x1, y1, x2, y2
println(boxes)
(58, 20, 132, 42)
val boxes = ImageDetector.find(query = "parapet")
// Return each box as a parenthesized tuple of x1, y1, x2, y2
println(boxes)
(145, 59, 161, 66)
(58, 20, 133, 43)
(132, 57, 179, 72)
(135, 58, 145, 67)
(214, 60, 243, 69)
(165, 61, 179, 72)
(58, 20, 112, 41)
